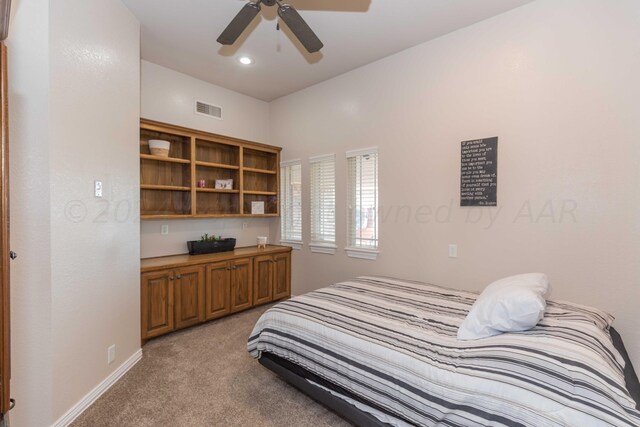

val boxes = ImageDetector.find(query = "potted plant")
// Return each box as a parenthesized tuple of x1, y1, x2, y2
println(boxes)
(187, 234, 236, 255)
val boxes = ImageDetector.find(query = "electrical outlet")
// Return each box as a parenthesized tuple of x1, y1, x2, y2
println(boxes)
(242, 222, 248, 230)
(94, 180, 103, 198)
(107, 345, 116, 364)
(161, 225, 169, 235)
(448, 244, 458, 258)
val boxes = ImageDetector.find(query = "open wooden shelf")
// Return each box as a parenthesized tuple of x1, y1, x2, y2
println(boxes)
(244, 148, 278, 171)
(141, 214, 191, 220)
(140, 154, 191, 164)
(140, 119, 281, 219)
(195, 161, 240, 170)
(196, 188, 240, 194)
(196, 138, 239, 167)
(243, 193, 278, 215)
(196, 191, 240, 216)
(243, 167, 277, 175)
(140, 189, 191, 216)
(243, 169, 277, 194)
(140, 128, 191, 161)
(243, 190, 277, 196)
(141, 185, 190, 191)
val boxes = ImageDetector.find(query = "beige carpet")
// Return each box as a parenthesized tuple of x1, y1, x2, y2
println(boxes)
(71, 304, 351, 427)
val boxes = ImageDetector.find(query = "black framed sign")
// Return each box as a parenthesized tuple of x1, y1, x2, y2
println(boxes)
(460, 137, 498, 206)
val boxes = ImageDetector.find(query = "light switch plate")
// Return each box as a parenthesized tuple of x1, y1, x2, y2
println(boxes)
(94, 180, 103, 198)
(161, 225, 169, 235)
(107, 345, 116, 364)
(448, 244, 458, 258)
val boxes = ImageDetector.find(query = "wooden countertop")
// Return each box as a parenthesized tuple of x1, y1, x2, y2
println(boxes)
(141, 245, 292, 273)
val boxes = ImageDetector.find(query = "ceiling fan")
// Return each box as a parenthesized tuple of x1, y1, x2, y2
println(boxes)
(217, 0, 324, 53)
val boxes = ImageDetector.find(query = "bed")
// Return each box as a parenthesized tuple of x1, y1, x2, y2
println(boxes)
(248, 276, 640, 426)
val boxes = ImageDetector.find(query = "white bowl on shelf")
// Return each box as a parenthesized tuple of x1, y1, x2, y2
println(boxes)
(149, 139, 171, 157)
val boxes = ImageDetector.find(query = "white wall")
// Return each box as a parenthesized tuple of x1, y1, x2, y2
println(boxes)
(140, 61, 275, 258)
(6, 0, 640, 424)
(141, 60, 270, 143)
(6, 0, 53, 426)
(8, 0, 140, 425)
(49, 0, 141, 422)
(270, 0, 640, 369)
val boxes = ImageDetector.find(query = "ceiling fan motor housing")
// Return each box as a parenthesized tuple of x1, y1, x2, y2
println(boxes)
(262, 0, 277, 6)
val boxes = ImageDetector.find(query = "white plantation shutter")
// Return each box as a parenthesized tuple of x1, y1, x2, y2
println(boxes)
(280, 160, 302, 243)
(310, 154, 336, 248)
(347, 148, 378, 252)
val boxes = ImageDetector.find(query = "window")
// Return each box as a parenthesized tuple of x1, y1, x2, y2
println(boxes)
(280, 160, 302, 249)
(309, 154, 336, 254)
(346, 148, 379, 260)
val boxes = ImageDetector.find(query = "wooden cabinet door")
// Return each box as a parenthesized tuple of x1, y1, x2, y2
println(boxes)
(253, 255, 274, 306)
(141, 270, 174, 339)
(272, 252, 291, 301)
(230, 258, 253, 312)
(174, 266, 205, 330)
(205, 261, 231, 320)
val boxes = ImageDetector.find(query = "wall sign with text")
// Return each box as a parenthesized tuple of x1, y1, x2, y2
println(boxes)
(460, 137, 498, 206)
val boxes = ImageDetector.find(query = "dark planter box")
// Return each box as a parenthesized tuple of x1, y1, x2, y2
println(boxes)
(187, 238, 236, 255)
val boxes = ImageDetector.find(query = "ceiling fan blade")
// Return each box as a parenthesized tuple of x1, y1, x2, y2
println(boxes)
(217, 2, 261, 45)
(277, 4, 324, 53)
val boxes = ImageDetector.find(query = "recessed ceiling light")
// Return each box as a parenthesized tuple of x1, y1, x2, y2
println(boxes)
(238, 56, 253, 65)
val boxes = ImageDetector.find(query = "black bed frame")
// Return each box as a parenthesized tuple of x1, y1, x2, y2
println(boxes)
(259, 327, 640, 427)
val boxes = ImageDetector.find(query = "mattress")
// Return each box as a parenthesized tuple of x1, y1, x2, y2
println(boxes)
(248, 276, 640, 426)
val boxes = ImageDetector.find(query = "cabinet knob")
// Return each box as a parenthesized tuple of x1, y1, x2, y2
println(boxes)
(176, 274, 182, 279)
(169, 276, 174, 281)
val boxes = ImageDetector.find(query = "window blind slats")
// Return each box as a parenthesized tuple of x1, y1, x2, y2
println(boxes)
(347, 152, 378, 249)
(310, 155, 336, 244)
(280, 162, 302, 242)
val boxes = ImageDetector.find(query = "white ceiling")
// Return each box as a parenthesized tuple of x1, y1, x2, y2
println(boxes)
(122, 0, 535, 101)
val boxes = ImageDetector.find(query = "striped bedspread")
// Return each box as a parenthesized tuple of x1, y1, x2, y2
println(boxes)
(248, 276, 640, 426)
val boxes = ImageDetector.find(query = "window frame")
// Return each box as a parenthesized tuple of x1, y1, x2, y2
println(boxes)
(345, 147, 379, 260)
(309, 154, 337, 255)
(279, 159, 303, 250)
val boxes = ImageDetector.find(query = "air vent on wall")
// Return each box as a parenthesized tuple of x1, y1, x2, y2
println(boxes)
(195, 100, 223, 120)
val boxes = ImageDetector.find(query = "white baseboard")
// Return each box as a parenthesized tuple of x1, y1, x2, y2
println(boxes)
(52, 348, 143, 427)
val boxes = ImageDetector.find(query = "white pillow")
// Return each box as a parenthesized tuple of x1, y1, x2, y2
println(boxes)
(457, 273, 550, 340)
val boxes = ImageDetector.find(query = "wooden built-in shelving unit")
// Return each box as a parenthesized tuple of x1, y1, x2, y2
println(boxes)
(140, 119, 281, 219)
